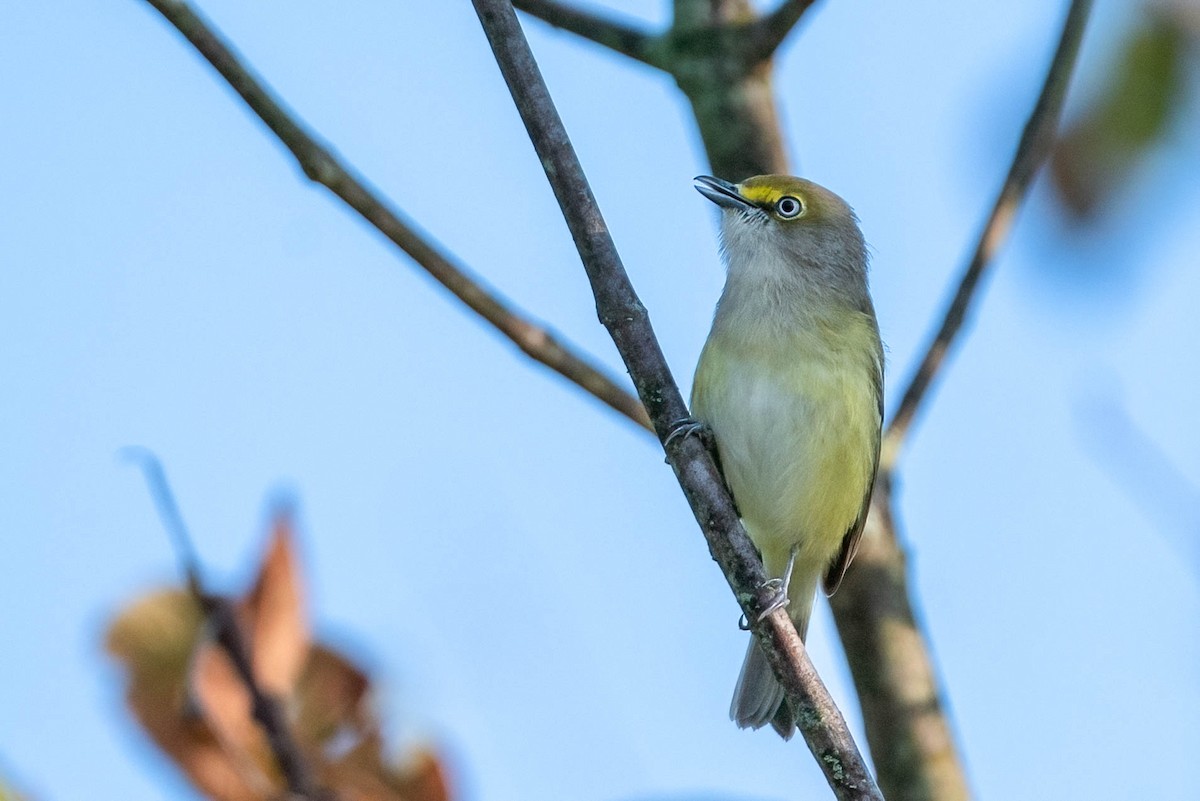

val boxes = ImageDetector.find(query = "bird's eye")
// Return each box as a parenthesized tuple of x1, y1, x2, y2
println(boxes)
(775, 196, 803, 219)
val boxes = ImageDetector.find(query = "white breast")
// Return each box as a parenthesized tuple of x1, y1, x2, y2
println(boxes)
(691, 320, 879, 571)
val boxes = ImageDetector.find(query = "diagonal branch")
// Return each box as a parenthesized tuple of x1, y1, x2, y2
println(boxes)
(743, 0, 820, 64)
(470, 2, 881, 798)
(142, 0, 651, 433)
(512, 0, 664, 68)
(880, 0, 1093, 471)
(123, 449, 328, 801)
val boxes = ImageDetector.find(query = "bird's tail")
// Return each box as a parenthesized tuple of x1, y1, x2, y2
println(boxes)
(729, 572, 818, 739)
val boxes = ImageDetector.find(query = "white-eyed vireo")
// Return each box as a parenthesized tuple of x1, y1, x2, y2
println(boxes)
(690, 174, 883, 739)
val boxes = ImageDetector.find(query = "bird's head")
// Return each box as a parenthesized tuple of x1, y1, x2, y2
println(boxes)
(693, 174, 867, 291)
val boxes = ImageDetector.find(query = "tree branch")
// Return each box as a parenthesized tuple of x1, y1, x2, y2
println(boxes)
(141, 0, 651, 433)
(743, 0, 820, 64)
(512, 0, 664, 67)
(663, 2, 790, 182)
(880, 0, 1093, 471)
(829, 485, 969, 801)
(123, 449, 328, 801)
(470, 2, 881, 798)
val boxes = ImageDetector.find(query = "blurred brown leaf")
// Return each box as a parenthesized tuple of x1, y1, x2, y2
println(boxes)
(1050, 4, 1191, 217)
(244, 509, 310, 696)
(106, 505, 454, 801)
(107, 589, 267, 801)
(392, 751, 452, 801)
(188, 513, 311, 768)
(189, 627, 263, 785)
(294, 646, 371, 746)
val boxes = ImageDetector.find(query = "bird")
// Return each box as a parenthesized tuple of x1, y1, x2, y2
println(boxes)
(689, 174, 883, 738)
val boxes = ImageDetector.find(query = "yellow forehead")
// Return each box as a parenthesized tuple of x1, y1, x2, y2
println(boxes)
(737, 175, 816, 206)
(735, 175, 853, 224)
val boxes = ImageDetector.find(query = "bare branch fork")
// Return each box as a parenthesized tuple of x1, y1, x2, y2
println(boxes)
(122, 448, 327, 801)
(880, 0, 1094, 471)
(512, 0, 817, 68)
(470, 1, 879, 798)
(744, 0, 821, 63)
(142, 0, 650, 432)
(509, 0, 661, 65)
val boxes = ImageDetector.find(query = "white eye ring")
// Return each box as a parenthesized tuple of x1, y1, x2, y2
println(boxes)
(775, 196, 803, 218)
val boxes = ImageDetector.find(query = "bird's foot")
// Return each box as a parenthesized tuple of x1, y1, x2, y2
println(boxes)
(757, 577, 791, 620)
(663, 416, 712, 450)
(739, 545, 800, 629)
(738, 579, 791, 630)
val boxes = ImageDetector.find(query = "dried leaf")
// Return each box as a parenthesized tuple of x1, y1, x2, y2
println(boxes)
(106, 590, 267, 801)
(243, 508, 310, 696)
(105, 588, 202, 678)
(320, 737, 453, 801)
(189, 631, 259, 764)
(106, 502, 457, 801)
(294, 646, 371, 746)
(392, 750, 453, 801)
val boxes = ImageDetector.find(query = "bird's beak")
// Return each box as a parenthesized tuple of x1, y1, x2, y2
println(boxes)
(694, 175, 755, 211)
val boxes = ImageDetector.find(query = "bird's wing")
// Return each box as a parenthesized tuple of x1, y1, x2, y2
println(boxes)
(822, 490, 871, 596)
(823, 346, 883, 597)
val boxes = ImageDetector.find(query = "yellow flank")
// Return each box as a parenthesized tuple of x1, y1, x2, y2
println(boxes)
(691, 306, 879, 621)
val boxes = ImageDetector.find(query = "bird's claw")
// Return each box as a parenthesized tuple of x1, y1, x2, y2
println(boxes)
(756, 577, 790, 622)
(738, 578, 791, 630)
(663, 418, 712, 465)
(663, 417, 710, 450)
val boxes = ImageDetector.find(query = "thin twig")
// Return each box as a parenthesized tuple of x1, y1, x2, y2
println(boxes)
(470, 2, 881, 797)
(124, 449, 327, 801)
(881, 0, 1093, 471)
(743, 0, 819, 63)
(120, 446, 204, 593)
(512, 0, 664, 67)
(142, 0, 651, 433)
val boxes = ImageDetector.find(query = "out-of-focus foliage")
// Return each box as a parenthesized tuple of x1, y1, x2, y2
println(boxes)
(105, 511, 452, 801)
(1051, 1, 1196, 217)
(0, 778, 32, 801)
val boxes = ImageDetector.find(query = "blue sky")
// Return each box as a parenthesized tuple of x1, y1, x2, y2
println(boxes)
(1, 2, 1197, 800)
